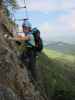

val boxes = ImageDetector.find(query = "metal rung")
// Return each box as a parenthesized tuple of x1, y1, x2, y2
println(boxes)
(16, 32, 23, 33)
(15, 6, 27, 9)
(4, 4, 26, 7)
(15, 18, 28, 21)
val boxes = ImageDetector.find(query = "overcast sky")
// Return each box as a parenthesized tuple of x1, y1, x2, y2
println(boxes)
(14, 0, 75, 43)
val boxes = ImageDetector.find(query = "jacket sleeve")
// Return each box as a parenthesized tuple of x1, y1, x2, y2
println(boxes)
(15, 35, 31, 41)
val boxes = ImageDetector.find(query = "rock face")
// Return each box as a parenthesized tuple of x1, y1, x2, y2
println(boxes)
(0, 17, 48, 99)
(0, 85, 17, 100)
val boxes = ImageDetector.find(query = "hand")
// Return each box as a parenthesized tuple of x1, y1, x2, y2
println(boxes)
(16, 35, 31, 41)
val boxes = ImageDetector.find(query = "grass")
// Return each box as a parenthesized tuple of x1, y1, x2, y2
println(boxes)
(43, 48, 75, 63)
(37, 48, 75, 100)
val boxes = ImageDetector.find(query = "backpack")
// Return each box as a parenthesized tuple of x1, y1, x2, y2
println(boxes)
(32, 28, 43, 52)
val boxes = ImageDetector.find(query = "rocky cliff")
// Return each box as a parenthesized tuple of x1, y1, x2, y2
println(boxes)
(0, 13, 48, 100)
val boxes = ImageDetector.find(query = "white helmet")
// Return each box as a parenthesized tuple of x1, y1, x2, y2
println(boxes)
(22, 20, 32, 28)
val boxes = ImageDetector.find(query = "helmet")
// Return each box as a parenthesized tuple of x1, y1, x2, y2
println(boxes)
(22, 20, 32, 28)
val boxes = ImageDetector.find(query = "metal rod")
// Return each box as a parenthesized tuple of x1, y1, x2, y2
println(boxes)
(15, 18, 28, 21)
(14, 6, 26, 9)
(16, 32, 23, 33)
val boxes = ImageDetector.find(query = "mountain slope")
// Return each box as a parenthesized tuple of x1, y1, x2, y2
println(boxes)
(45, 41, 75, 54)
(37, 49, 75, 100)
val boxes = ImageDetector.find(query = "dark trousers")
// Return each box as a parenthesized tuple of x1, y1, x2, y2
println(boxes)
(21, 47, 37, 81)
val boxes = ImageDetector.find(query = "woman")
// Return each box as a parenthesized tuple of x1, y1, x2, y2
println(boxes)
(16, 20, 37, 81)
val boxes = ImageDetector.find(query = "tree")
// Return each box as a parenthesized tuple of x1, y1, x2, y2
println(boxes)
(0, 0, 17, 33)
(0, 0, 17, 7)
(0, 0, 17, 16)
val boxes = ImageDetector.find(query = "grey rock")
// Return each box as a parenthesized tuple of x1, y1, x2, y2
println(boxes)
(0, 18, 48, 100)
(0, 86, 17, 100)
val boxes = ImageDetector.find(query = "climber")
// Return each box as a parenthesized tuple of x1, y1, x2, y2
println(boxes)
(16, 19, 43, 82)
(16, 19, 37, 81)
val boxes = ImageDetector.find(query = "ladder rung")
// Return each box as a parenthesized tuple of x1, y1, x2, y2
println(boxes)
(15, 6, 27, 9)
(15, 18, 28, 21)
(4, 5, 27, 9)
(16, 32, 23, 33)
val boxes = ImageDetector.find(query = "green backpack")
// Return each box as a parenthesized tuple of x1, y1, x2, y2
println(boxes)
(32, 28, 43, 52)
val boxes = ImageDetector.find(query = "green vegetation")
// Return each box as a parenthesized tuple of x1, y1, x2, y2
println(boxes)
(0, 0, 17, 7)
(0, 0, 17, 17)
(0, 0, 17, 33)
(37, 48, 75, 100)
(44, 48, 75, 62)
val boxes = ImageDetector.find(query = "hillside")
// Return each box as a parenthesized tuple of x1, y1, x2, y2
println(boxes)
(37, 49, 75, 100)
(45, 41, 75, 55)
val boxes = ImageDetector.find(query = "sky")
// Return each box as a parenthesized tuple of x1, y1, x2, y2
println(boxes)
(13, 0, 75, 44)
